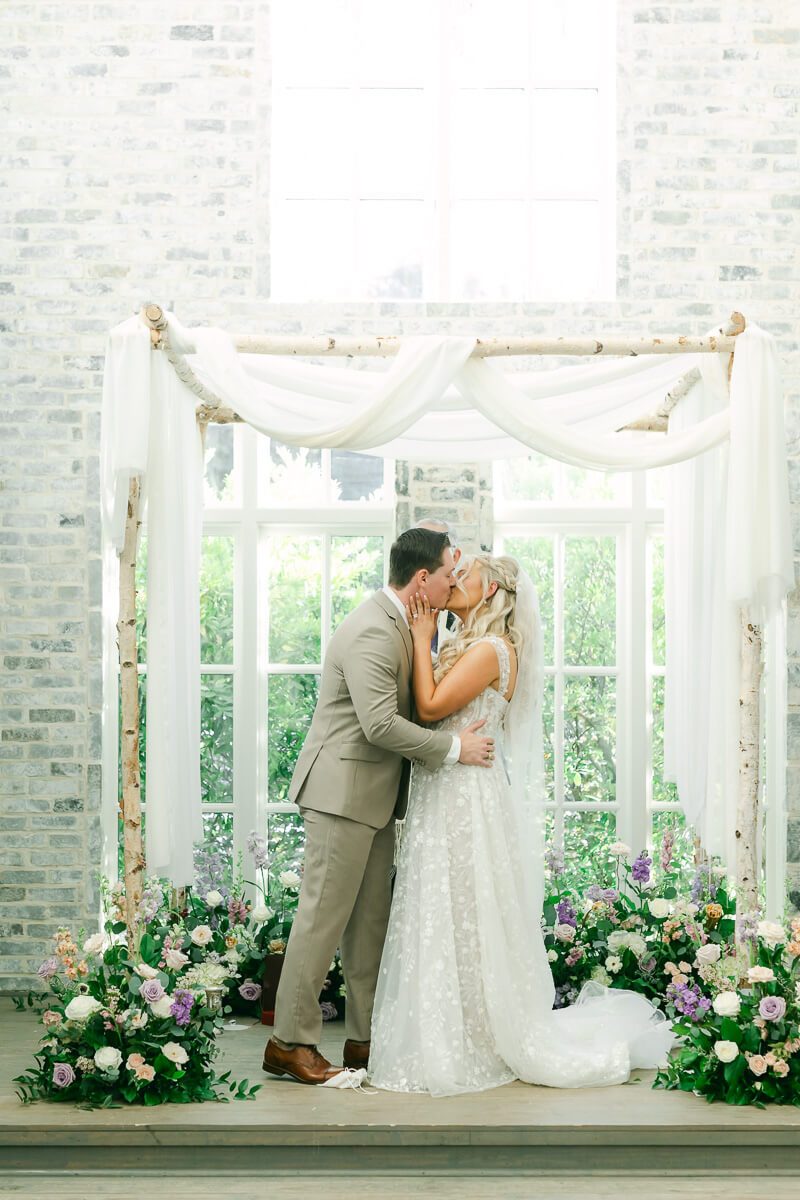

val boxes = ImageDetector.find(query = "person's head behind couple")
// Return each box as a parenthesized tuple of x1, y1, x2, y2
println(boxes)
(388, 526, 523, 679)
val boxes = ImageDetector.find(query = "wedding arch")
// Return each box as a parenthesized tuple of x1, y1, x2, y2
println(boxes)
(101, 305, 793, 944)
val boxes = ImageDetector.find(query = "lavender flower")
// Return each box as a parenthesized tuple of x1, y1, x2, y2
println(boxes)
(545, 848, 566, 878)
(737, 910, 758, 946)
(238, 980, 262, 1003)
(140, 979, 165, 1004)
(631, 853, 652, 884)
(194, 844, 231, 902)
(666, 980, 711, 1022)
(52, 1062, 75, 1089)
(691, 863, 718, 905)
(37, 957, 59, 981)
(555, 899, 577, 928)
(170, 988, 195, 1027)
(137, 881, 165, 925)
(759, 995, 786, 1022)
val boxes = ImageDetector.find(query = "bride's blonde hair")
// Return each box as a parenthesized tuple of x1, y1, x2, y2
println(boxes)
(434, 554, 523, 683)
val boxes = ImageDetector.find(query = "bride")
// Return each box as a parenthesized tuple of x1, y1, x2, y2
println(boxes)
(369, 553, 674, 1096)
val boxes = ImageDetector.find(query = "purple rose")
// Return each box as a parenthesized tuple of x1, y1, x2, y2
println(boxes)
(238, 980, 262, 1003)
(641, 955, 657, 974)
(52, 1062, 75, 1089)
(759, 995, 786, 1022)
(632, 854, 652, 884)
(37, 957, 59, 981)
(320, 1000, 338, 1022)
(586, 884, 603, 902)
(601, 888, 619, 903)
(140, 978, 165, 1004)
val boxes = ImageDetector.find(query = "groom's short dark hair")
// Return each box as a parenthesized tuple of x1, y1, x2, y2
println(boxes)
(389, 527, 451, 587)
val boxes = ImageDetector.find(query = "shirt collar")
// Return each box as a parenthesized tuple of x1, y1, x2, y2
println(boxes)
(381, 585, 409, 628)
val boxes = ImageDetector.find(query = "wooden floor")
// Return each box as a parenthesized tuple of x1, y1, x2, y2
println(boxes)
(3, 1004, 800, 1191)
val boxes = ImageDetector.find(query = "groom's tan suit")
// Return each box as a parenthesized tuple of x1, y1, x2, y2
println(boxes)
(273, 590, 453, 1047)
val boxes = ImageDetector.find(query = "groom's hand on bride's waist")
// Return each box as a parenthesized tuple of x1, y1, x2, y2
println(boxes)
(457, 718, 495, 767)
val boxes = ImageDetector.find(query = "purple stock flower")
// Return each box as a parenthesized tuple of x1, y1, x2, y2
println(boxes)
(238, 980, 262, 1003)
(631, 853, 652, 884)
(666, 980, 711, 1022)
(170, 988, 195, 1027)
(545, 848, 566, 878)
(759, 995, 787, 1022)
(737, 910, 758, 946)
(37, 957, 59, 981)
(140, 978, 165, 1004)
(52, 1062, 75, 1089)
(555, 899, 577, 928)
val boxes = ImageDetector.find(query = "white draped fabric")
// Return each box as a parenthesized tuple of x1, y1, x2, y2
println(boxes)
(101, 313, 793, 882)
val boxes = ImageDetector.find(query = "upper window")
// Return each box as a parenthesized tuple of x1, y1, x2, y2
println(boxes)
(270, 0, 617, 302)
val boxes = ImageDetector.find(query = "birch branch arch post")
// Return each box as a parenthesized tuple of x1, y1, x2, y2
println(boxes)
(117, 306, 758, 945)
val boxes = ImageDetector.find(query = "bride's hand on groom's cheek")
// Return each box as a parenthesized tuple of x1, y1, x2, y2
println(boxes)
(406, 593, 438, 641)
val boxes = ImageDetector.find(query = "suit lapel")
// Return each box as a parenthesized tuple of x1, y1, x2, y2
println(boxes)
(373, 590, 413, 672)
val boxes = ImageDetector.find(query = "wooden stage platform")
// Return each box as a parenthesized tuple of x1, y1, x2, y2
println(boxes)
(2, 1005, 800, 1185)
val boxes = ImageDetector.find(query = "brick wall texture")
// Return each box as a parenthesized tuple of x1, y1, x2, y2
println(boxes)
(1, 1, 799, 986)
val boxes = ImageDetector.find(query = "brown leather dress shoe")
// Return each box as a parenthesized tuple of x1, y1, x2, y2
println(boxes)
(262, 1037, 343, 1085)
(343, 1039, 370, 1070)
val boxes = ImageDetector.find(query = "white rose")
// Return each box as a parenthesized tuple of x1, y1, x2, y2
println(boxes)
(129, 1010, 149, 1029)
(136, 962, 160, 979)
(648, 898, 671, 919)
(149, 994, 174, 1019)
(554, 923, 576, 943)
(757, 921, 785, 947)
(164, 947, 189, 970)
(609, 841, 632, 857)
(205, 890, 224, 908)
(251, 905, 274, 924)
(712, 991, 741, 1017)
(279, 870, 302, 889)
(607, 930, 629, 953)
(162, 1041, 189, 1065)
(94, 1046, 123, 1072)
(82, 933, 106, 955)
(605, 955, 623, 974)
(747, 965, 775, 984)
(546, 949, 558, 962)
(190, 925, 213, 946)
(591, 966, 612, 986)
(64, 995, 102, 1022)
(626, 933, 647, 958)
(695, 943, 721, 966)
(714, 1040, 739, 1063)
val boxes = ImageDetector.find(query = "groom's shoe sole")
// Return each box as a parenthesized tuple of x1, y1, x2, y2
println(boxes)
(261, 1061, 343, 1085)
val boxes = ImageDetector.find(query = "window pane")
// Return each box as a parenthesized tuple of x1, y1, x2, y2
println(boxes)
(563, 676, 616, 803)
(449, 199, 528, 300)
(135, 533, 147, 662)
(272, 0, 354, 87)
(560, 809, 617, 892)
(266, 812, 306, 905)
(562, 466, 630, 504)
(268, 536, 322, 663)
(331, 535, 385, 632)
(647, 467, 666, 506)
(530, 0, 609, 84)
(651, 675, 677, 806)
(451, 0, 529, 87)
(650, 809, 696, 893)
(563, 536, 616, 666)
(531, 199, 602, 300)
(450, 89, 527, 199)
(502, 534, 554, 665)
(268, 674, 320, 804)
(355, 0, 428, 86)
(272, 89, 354, 197)
(203, 423, 235, 507)
(331, 450, 386, 501)
(200, 536, 234, 665)
(197, 813, 235, 895)
(357, 199, 424, 299)
(271, 200, 353, 301)
(543, 673, 555, 801)
(265, 442, 325, 505)
(201, 674, 233, 805)
(651, 535, 665, 667)
(357, 90, 427, 196)
(531, 89, 600, 196)
(496, 453, 557, 502)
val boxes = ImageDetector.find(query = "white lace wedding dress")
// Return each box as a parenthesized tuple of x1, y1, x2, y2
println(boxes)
(369, 636, 674, 1097)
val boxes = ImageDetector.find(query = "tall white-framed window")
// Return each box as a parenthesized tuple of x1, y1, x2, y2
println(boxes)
(270, 0, 616, 302)
(494, 458, 678, 869)
(120, 423, 395, 890)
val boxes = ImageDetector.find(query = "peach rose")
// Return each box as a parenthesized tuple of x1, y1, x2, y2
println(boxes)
(748, 1055, 767, 1076)
(126, 1053, 145, 1070)
(135, 1063, 155, 1082)
(774, 1061, 790, 1078)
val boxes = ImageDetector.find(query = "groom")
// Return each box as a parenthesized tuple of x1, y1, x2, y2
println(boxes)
(263, 527, 495, 1084)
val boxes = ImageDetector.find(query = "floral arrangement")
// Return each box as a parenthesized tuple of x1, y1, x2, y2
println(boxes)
(13, 881, 261, 1108)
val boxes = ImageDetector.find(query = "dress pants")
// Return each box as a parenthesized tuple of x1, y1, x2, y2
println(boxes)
(272, 805, 395, 1047)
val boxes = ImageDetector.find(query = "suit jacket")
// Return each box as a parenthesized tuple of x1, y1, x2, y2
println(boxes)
(288, 591, 453, 828)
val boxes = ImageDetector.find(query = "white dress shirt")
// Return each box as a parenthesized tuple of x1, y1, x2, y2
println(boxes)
(382, 587, 460, 764)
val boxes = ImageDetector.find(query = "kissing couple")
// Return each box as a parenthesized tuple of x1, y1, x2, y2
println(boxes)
(263, 527, 673, 1095)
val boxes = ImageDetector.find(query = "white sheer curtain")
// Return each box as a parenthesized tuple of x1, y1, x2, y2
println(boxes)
(101, 315, 793, 881)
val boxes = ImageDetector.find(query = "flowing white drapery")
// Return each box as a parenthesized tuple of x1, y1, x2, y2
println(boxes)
(101, 314, 793, 882)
